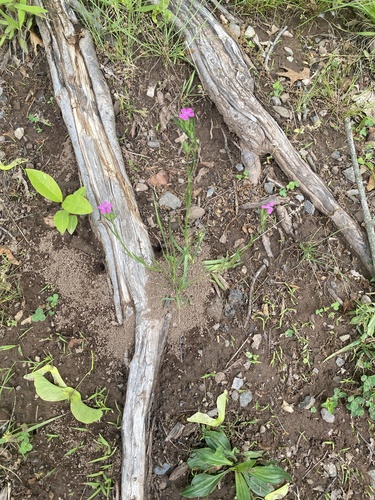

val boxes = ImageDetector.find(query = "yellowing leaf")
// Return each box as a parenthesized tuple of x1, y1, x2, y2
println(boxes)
(265, 483, 290, 499)
(29, 30, 43, 56)
(187, 391, 227, 427)
(276, 67, 311, 85)
(367, 174, 375, 192)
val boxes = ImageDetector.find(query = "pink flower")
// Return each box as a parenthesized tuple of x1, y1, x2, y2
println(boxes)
(98, 201, 113, 214)
(261, 200, 275, 215)
(179, 108, 195, 121)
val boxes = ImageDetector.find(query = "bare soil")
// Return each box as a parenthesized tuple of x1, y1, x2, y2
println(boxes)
(1, 6, 375, 500)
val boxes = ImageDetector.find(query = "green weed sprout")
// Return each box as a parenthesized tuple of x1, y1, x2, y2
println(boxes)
(0, 157, 27, 171)
(346, 374, 375, 420)
(0, 0, 47, 53)
(24, 365, 103, 424)
(135, 0, 172, 24)
(182, 391, 291, 499)
(0, 415, 62, 457)
(25, 168, 93, 235)
(321, 388, 347, 415)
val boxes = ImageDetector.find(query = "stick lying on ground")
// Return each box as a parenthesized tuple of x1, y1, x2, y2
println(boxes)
(168, 0, 373, 275)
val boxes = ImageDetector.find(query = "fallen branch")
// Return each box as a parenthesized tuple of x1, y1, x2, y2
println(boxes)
(344, 117, 375, 276)
(168, 0, 373, 275)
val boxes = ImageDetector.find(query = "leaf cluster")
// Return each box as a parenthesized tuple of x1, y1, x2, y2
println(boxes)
(181, 429, 291, 499)
(25, 168, 93, 235)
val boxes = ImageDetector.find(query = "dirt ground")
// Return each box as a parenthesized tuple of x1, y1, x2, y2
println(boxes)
(1, 4, 375, 500)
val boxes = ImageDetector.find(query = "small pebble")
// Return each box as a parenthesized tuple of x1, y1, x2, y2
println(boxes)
(336, 357, 345, 367)
(286, 56, 294, 63)
(295, 194, 304, 202)
(271, 96, 282, 106)
(310, 114, 320, 125)
(264, 181, 275, 194)
(14, 127, 24, 140)
(304, 200, 315, 215)
(273, 106, 291, 119)
(135, 183, 148, 192)
(244, 26, 256, 38)
(159, 192, 181, 210)
(235, 163, 244, 172)
(361, 294, 372, 304)
(147, 140, 160, 149)
(284, 46, 293, 56)
(343, 167, 355, 183)
(206, 188, 215, 198)
(331, 150, 341, 160)
(280, 93, 290, 103)
(321, 407, 335, 423)
(154, 463, 171, 476)
(239, 391, 253, 408)
(228, 23, 241, 38)
(188, 206, 205, 221)
(232, 377, 244, 391)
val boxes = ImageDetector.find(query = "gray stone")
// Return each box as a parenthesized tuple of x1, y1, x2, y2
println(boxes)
(154, 463, 171, 476)
(336, 357, 345, 367)
(298, 395, 315, 410)
(206, 188, 215, 198)
(273, 106, 291, 119)
(321, 407, 335, 423)
(271, 96, 281, 106)
(235, 163, 244, 172)
(280, 93, 290, 103)
(188, 206, 205, 221)
(304, 200, 315, 215)
(324, 462, 337, 478)
(264, 181, 275, 194)
(231, 390, 239, 401)
(343, 167, 355, 183)
(159, 192, 181, 210)
(295, 194, 305, 202)
(310, 114, 320, 125)
(147, 140, 160, 149)
(227, 289, 244, 306)
(228, 23, 241, 38)
(331, 150, 341, 160)
(244, 26, 256, 38)
(284, 46, 293, 56)
(232, 377, 244, 391)
(367, 469, 375, 489)
(240, 391, 253, 408)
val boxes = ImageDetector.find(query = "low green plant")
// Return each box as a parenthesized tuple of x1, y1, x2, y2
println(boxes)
(0, 157, 27, 171)
(24, 365, 103, 424)
(271, 79, 284, 97)
(85, 434, 116, 499)
(25, 168, 93, 234)
(28, 113, 52, 133)
(356, 115, 375, 138)
(346, 374, 375, 420)
(0, 0, 47, 52)
(182, 392, 291, 499)
(321, 388, 347, 415)
(245, 352, 261, 364)
(315, 301, 341, 318)
(0, 416, 62, 457)
(32, 293, 59, 322)
(279, 181, 300, 197)
(324, 300, 375, 370)
(135, 0, 172, 24)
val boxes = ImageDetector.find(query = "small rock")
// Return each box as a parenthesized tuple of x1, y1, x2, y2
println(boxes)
(188, 206, 205, 221)
(228, 23, 241, 38)
(235, 163, 244, 172)
(259, 425, 266, 433)
(135, 183, 148, 192)
(244, 26, 256, 38)
(0, 136, 5, 142)
(206, 296, 223, 323)
(207, 408, 218, 417)
(298, 395, 316, 410)
(227, 289, 244, 306)
(239, 391, 253, 408)
(159, 192, 181, 210)
(282, 400, 294, 413)
(147, 140, 160, 149)
(354, 209, 364, 223)
(331, 150, 341, 160)
(280, 93, 290, 103)
(232, 377, 244, 391)
(14, 127, 24, 140)
(272, 106, 291, 119)
(206, 187, 215, 198)
(336, 357, 345, 367)
(264, 181, 275, 194)
(343, 167, 355, 183)
(154, 463, 171, 476)
(295, 194, 304, 202)
(271, 96, 282, 106)
(331, 166, 339, 175)
(282, 30, 294, 37)
(361, 294, 372, 304)
(339, 335, 350, 342)
(231, 390, 239, 401)
(215, 372, 226, 384)
(321, 407, 335, 423)
(284, 46, 293, 56)
(251, 334, 262, 350)
(324, 462, 337, 478)
(310, 114, 320, 125)
(286, 56, 294, 63)
(367, 469, 375, 489)
(304, 200, 315, 215)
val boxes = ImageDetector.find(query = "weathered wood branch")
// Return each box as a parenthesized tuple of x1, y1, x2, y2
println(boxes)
(35, 1, 169, 498)
(169, 0, 373, 275)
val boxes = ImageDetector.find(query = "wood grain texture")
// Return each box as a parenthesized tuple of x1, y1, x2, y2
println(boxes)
(35, 1, 169, 498)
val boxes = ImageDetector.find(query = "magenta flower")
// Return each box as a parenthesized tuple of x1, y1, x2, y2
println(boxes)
(98, 201, 113, 214)
(179, 108, 195, 121)
(261, 200, 275, 215)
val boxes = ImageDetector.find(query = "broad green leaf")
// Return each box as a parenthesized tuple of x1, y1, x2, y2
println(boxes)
(73, 186, 86, 197)
(181, 472, 226, 498)
(25, 168, 63, 203)
(67, 214, 78, 235)
(31, 372, 69, 401)
(70, 390, 103, 424)
(204, 429, 232, 452)
(62, 193, 93, 215)
(187, 447, 233, 469)
(24, 364, 67, 387)
(243, 474, 274, 497)
(249, 465, 291, 484)
(0, 158, 26, 170)
(235, 472, 251, 500)
(234, 459, 257, 473)
(187, 390, 227, 427)
(54, 209, 69, 234)
(12, 4, 47, 15)
(265, 483, 290, 500)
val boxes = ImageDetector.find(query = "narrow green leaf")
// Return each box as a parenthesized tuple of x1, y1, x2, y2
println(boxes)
(0, 158, 27, 170)
(54, 210, 69, 234)
(25, 168, 63, 203)
(12, 4, 47, 15)
(67, 214, 78, 235)
(235, 472, 251, 500)
(62, 193, 93, 215)
(181, 472, 226, 498)
(70, 391, 103, 424)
